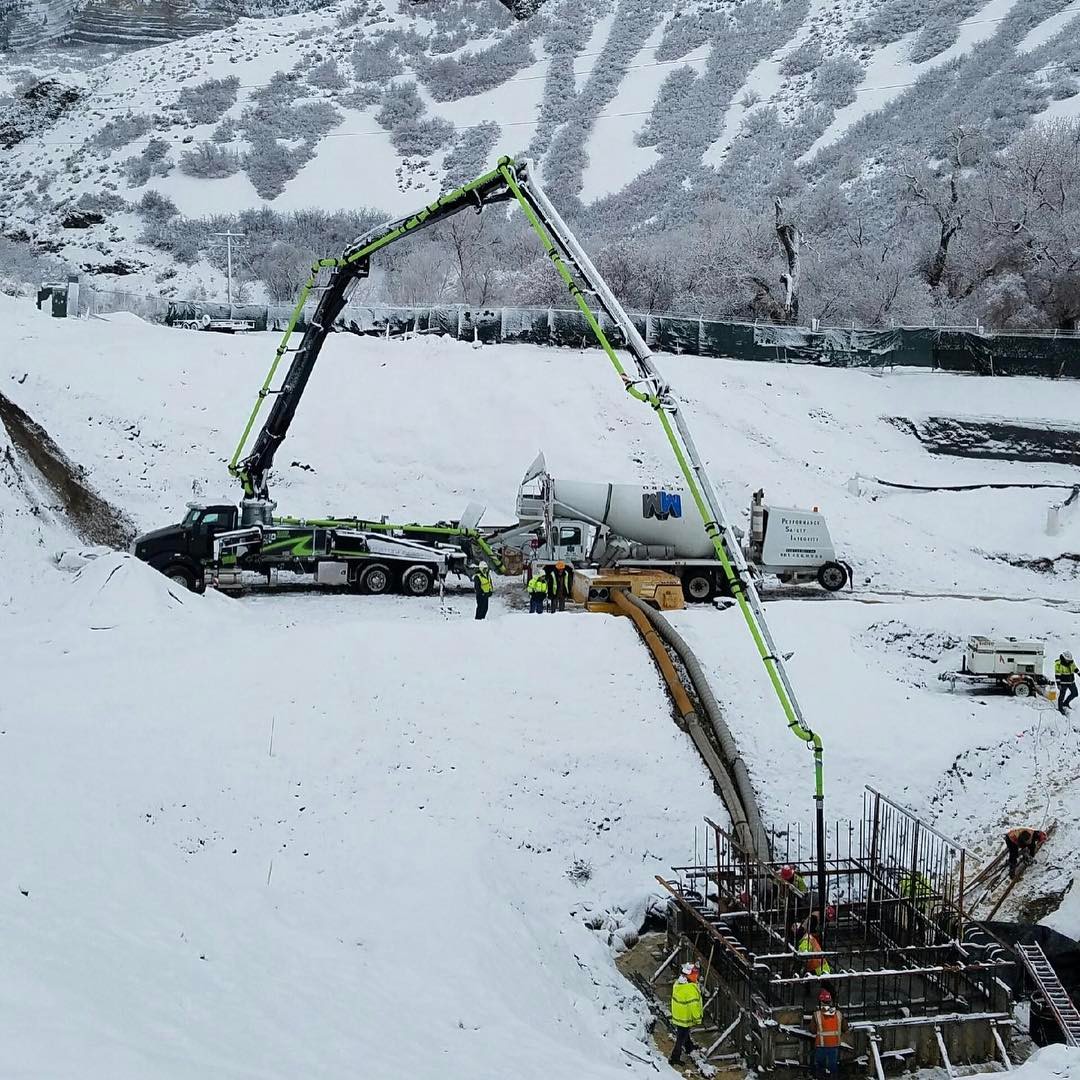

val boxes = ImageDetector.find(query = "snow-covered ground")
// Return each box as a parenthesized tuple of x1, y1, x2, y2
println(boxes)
(3, 295, 1079, 1073)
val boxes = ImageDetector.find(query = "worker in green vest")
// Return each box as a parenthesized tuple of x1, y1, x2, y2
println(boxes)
(899, 872, 933, 908)
(472, 561, 493, 620)
(526, 569, 548, 614)
(669, 962, 703, 1066)
(1055, 650, 1077, 713)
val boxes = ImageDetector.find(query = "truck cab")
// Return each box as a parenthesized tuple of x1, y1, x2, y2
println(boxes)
(133, 502, 239, 590)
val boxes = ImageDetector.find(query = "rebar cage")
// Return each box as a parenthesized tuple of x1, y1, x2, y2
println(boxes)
(657, 788, 1014, 1074)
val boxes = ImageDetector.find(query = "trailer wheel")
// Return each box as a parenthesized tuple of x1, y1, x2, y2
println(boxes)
(1012, 680, 1033, 698)
(684, 572, 715, 603)
(401, 565, 434, 597)
(817, 561, 848, 592)
(362, 563, 392, 595)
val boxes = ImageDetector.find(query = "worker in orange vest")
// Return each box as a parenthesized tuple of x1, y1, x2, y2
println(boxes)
(810, 988, 846, 1077)
(1005, 828, 1047, 878)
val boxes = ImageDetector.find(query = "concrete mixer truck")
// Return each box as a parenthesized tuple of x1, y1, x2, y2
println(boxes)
(490, 454, 850, 601)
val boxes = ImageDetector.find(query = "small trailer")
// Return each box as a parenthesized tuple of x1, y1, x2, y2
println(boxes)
(939, 636, 1050, 698)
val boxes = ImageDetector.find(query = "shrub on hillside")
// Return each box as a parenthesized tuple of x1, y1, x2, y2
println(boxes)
(75, 190, 127, 214)
(212, 117, 240, 143)
(92, 113, 152, 151)
(137, 189, 179, 222)
(307, 59, 347, 90)
(121, 137, 172, 186)
(812, 57, 863, 108)
(375, 82, 424, 127)
(392, 117, 455, 156)
(179, 142, 241, 179)
(341, 85, 383, 110)
(242, 137, 311, 199)
(416, 31, 534, 102)
(351, 38, 403, 81)
(780, 41, 822, 78)
(178, 76, 240, 126)
(443, 122, 499, 186)
(908, 19, 959, 63)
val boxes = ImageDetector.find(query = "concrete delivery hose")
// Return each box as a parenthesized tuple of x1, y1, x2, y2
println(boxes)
(612, 590, 769, 861)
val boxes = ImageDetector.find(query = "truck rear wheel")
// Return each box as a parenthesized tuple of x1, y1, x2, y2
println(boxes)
(684, 571, 715, 603)
(817, 561, 848, 592)
(401, 566, 435, 596)
(1012, 679, 1033, 698)
(162, 562, 199, 592)
(361, 563, 392, 595)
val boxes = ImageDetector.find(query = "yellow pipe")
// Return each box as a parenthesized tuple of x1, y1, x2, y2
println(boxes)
(612, 589, 694, 719)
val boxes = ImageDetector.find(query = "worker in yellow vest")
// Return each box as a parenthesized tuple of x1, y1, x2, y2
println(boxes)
(798, 927, 831, 975)
(472, 561, 493, 620)
(547, 560, 572, 612)
(669, 962, 703, 1067)
(1055, 651, 1077, 713)
(810, 988, 846, 1077)
(526, 570, 548, 614)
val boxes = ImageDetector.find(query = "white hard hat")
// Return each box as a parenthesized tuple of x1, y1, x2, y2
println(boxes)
(680, 962, 696, 976)
(1063, 651, 1073, 662)
(479, 561, 488, 569)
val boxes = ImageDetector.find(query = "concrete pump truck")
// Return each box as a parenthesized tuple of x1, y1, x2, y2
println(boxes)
(133, 156, 831, 902)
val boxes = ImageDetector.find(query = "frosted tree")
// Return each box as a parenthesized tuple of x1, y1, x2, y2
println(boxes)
(903, 127, 981, 290)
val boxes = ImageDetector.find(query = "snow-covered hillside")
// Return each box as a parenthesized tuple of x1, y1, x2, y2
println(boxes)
(3, 295, 1080, 1073)
(2, 0, 1079, 299)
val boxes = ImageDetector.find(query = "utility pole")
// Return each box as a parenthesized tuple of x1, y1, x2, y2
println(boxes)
(211, 231, 245, 316)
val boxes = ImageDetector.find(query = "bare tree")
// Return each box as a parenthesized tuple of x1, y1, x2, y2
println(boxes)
(904, 127, 981, 289)
(774, 196, 801, 323)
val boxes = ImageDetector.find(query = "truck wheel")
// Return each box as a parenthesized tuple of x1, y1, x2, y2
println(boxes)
(817, 561, 848, 592)
(684, 572, 714, 603)
(361, 563, 392, 595)
(162, 563, 198, 592)
(1012, 680, 1033, 698)
(401, 566, 434, 597)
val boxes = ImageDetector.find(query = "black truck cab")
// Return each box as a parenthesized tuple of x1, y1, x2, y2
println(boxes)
(133, 503, 238, 590)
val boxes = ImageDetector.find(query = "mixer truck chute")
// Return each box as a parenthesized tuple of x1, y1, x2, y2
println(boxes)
(508, 456, 850, 600)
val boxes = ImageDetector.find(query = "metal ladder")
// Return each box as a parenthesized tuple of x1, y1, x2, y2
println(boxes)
(1017, 943, 1080, 1047)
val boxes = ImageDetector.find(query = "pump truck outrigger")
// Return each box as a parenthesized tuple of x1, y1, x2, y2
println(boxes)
(132, 155, 830, 905)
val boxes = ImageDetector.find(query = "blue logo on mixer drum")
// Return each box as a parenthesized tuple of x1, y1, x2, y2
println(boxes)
(642, 490, 682, 521)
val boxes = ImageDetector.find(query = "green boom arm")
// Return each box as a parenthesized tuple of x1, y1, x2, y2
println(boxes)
(229, 156, 826, 891)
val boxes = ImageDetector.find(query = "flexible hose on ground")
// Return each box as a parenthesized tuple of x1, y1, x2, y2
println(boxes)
(619, 591, 770, 861)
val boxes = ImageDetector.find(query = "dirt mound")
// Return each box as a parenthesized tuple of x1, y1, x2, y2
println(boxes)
(0, 390, 135, 548)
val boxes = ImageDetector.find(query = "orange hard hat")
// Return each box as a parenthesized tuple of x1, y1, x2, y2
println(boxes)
(556, 561, 566, 569)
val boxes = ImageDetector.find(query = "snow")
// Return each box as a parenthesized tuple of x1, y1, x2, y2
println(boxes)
(1015, 1047, 1080, 1080)
(2, 590, 718, 1076)
(578, 21, 677, 205)
(4, 293, 1080, 1072)
(1017, 0, 1080, 54)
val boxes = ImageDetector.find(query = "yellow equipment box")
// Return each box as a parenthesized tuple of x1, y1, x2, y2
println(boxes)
(572, 568, 685, 612)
